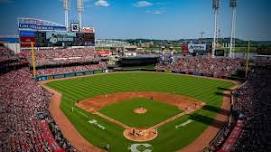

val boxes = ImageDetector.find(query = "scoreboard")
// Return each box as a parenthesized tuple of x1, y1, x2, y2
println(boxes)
(18, 18, 95, 48)
(21, 31, 95, 47)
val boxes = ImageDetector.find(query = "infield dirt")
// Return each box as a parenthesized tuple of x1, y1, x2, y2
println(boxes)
(76, 91, 204, 113)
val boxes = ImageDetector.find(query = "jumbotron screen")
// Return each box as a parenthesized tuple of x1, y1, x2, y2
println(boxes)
(36, 31, 95, 47)
(20, 31, 95, 47)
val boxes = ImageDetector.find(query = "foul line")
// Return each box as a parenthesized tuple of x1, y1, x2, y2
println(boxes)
(150, 111, 188, 129)
(93, 112, 130, 129)
(93, 110, 191, 130)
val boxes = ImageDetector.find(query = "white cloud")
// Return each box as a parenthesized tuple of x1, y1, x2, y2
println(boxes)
(152, 10, 162, 15)
(134, 1, 153, 8)
(95, 0, 110, 7)
(146, 10, 164, 15)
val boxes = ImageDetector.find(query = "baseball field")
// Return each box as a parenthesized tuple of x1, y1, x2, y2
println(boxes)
(46, 71, 235, 152)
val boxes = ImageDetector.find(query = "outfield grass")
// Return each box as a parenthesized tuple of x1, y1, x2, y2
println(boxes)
(46, 72, 234, 152)
(99, 98, 182, 128)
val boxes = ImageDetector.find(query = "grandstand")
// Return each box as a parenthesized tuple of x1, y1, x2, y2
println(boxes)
(156, 56, 244, 78)
(0, 46, 76, 151)
(1, 0, 271, 151)
(1, 40, 271, 151)
(19, 47, 106, 81)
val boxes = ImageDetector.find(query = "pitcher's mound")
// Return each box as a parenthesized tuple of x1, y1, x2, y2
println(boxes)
(123, 128, 158, 142)
(134, 107, 148, 114)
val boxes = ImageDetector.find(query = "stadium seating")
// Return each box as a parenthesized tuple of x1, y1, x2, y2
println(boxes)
(205, 65, 271, 152)
(0, 46, 16, 62)
(19, 47, 107, 76)
(36, 63, 106, 76)
(0, 68, 76, 151)
(0, 46, 28, 75)
(2, 44, 271, 151)
(0, 47, 76, 151)
(156, 56, 243, 78)
(230, 66, 271, 152)
(20, 47, 99, 66)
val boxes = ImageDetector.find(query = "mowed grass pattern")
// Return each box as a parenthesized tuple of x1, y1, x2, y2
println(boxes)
(46, 72, 234, 152)
(99, 98, 182, 128)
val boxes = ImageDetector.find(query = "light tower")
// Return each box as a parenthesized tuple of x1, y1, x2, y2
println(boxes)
(212, 0, 220, 58)
(77, 0, 84, 29)
(229, 0, 237, 58)
(63, 0, 69, 31)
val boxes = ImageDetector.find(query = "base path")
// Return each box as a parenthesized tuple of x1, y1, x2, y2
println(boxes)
(94, 112, 129, 129)
(42, 85, 103, 152)
(77, 91, 204, 113)
(151, 111, 187, 129)
(77, 91, 205, 142)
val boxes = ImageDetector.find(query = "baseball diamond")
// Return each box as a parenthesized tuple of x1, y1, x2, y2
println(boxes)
(45, 72, 236, 152)
(1, 1, 270, 151)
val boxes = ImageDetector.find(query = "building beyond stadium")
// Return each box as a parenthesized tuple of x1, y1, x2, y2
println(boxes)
(18, 18, 95, 48)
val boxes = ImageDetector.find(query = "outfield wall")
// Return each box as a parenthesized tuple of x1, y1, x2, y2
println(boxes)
(35, 69, 105, 81)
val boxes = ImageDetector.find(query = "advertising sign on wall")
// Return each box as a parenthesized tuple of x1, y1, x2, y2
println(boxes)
(18, 18, 66, 31)
(19, 31, 36, 37)
(81, 27, 95, 33)
(46, 32, 76, 45)
(20, 37, 36, 47)
(19, 23, 66, 31)
(188, 43, 207, 53)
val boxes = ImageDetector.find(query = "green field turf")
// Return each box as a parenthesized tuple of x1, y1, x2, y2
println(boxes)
(46, 72, 234, 152)
(99, 97, 182, 128)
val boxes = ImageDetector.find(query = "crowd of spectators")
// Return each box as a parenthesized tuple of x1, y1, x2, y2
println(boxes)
(36, 62, 106, 76)
(231, 66, 271, 151)
(0, 46, 28, 75)
(156, 56, 243, 78)
(205, 64, 271, 152)
(20, 47, 99, 66)
(0, 46, 15, 62)
(0, 68, 76, 151)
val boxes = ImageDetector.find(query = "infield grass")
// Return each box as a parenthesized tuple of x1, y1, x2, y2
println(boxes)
(99, 97, 182, 128)
(46, 72, 234, 152)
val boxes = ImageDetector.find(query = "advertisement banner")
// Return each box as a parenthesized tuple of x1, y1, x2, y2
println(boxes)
(81, 27, 95, 33)
(19, 23, 66, 31)
(20, 37, 36, 47)
(46, 32, 76, 45)
(188, 43, 207, 53)
(34, 31, 95, 47)
(19, 31, 36, 37)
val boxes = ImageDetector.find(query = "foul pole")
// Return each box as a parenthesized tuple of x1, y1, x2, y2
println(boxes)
(229, 0, 237, 58)
(212, 0, 220, 58)
(31, 42, 36, 78)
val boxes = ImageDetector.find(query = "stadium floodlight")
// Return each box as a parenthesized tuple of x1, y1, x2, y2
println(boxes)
(212, 0, 220, 58)
(229, 0, 237, 58)
(230, 0, 237, 7)
(77, 0, 84, 29)
(213, 0, 220, 9)
(63, 0, 69, 31)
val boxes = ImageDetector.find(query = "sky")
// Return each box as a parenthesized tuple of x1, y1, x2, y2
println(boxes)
(0, 0, 270, 41)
